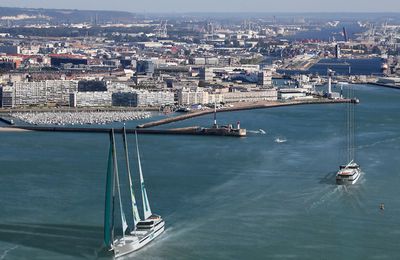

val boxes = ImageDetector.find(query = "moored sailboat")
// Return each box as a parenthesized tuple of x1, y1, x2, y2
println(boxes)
(104, 128, 165, 258)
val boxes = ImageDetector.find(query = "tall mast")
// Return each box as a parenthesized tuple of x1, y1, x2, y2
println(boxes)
(104, 130, 115, 248)
(345, 87, 356, 164)
(112, 129, 128, 237)
(122, 126, 141, 227)
(135, 131, 152, 220)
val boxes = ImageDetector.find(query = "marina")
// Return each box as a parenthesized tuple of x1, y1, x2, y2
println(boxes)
(10, 111, 151, 125)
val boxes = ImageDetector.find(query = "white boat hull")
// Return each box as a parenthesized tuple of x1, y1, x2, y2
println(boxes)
(336, 169, 361, 185)
(114, 220, 165, 258)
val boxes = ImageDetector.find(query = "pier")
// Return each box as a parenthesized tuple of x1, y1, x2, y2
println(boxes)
(2, 125, 245, 137)
(138, 99, 351, 129)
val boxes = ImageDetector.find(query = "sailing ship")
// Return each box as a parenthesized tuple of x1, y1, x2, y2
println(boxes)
(336, 88, 361, 185)
(104, 128, 165, 258)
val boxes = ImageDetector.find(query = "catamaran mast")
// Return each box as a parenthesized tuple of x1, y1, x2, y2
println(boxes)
(122, 126, 141, 227)
(135, 131, 153, 220)
(346, 87, 356, 164)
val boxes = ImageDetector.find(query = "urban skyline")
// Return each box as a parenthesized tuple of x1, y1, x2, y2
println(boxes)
(2, 0, 400, 13)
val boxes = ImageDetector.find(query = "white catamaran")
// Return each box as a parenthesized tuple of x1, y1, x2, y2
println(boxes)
(104, 128, 165, 258)
(336, 89, 361, 185)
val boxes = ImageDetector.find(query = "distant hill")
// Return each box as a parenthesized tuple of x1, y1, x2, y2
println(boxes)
(0, 6, 137, 24)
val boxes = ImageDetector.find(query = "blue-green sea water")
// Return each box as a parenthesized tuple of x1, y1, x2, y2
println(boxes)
(1, 84, 400, 259)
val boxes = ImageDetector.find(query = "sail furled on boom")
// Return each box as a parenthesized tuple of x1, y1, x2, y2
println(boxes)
(122, 127, 141, 226)
(135, 131, 152, 220)
(104, 131, 115, 248)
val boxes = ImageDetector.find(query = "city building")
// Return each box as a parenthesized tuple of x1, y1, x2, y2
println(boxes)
(50, 55, 88, 67)
(257, 68, 273, 86)
(178, 87, 210, 105)
(70, 91, 112, 107)
(0, 85, 14, 108)
(199, 67, 214, 82)
(136, 60, 155, 76)
(9, 80, 78, 107)
(223, 89, 278, 103)
(0, 45, 20, 55)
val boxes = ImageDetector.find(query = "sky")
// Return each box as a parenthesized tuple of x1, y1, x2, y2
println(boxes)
(1, 0, 400, 13)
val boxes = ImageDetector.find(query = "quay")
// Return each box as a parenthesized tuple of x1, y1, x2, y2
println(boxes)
(138, 99, 352, 129)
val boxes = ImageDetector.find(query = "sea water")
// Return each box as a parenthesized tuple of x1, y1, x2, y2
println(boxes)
(0, 84, 399, 259)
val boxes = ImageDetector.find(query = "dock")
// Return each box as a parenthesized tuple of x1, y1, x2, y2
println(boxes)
(138, 99, 351, 129)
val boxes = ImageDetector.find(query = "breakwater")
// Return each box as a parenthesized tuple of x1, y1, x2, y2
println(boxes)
(2, 125, 243, 137)
(138, 99, 351, 129)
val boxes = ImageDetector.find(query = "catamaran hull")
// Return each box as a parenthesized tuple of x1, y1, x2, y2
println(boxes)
(114, 221, 165, 258)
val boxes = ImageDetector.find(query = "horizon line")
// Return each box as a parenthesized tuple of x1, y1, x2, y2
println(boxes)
(1, 6, 400, 15)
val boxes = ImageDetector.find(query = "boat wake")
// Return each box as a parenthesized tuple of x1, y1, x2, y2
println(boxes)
(247, 129, 267, 135)
(357, 136, 400, 150)
(275, 137, 287, 143)
(308, 186, 342, 211)
(310, 171, 367, 211)
(0, 245, 19, 260)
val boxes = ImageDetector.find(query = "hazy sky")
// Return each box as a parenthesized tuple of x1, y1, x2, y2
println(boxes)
(1, 0, 400, 13)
